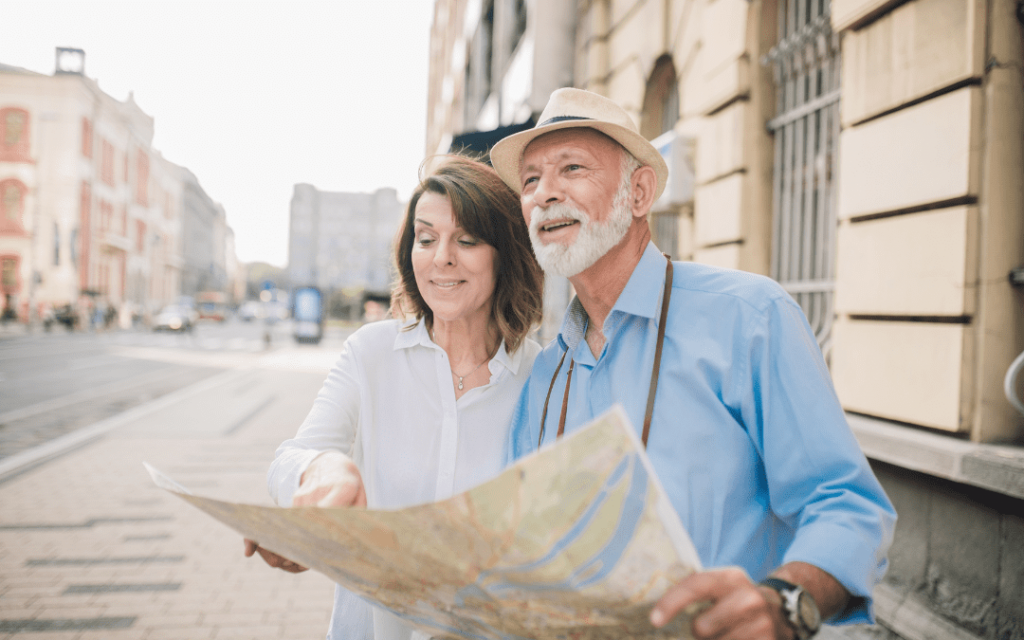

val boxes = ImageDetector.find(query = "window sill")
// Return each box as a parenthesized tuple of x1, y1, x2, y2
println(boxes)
(847, 412, 1024, 500)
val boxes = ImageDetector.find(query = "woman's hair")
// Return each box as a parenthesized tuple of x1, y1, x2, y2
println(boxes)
(390, 154, 543, 353)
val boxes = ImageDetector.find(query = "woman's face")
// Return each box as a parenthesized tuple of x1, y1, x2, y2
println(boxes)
(411, 192, 498, 327)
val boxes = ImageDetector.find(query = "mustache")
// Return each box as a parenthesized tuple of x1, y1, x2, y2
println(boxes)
(528, 202, 590, 231)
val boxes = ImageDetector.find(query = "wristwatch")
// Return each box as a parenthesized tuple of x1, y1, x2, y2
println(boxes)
(759, 577, 822, 639)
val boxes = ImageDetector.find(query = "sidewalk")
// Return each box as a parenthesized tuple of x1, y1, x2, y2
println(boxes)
(0, 349, 341, 639)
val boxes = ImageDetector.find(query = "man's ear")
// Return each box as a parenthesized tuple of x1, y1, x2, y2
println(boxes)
(630, 165, 658, 219)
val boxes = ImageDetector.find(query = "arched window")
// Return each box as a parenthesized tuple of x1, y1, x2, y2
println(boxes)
(641, 56, 682, 257)
(0, 179, 26, 234)
(640, 56, 680, 140)
(0, 108, 31, 162)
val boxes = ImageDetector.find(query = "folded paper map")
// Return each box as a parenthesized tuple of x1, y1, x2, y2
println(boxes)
(146, 404, 702, 639)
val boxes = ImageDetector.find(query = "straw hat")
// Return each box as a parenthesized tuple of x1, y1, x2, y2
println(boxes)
(490, 88, 669, 201)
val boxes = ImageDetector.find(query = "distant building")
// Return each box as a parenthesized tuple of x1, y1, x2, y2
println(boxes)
(0, 49, 185, 323)
(179, 168, 228, 298)
(287, 184, 402, 304)
(0, 48, 236, 325)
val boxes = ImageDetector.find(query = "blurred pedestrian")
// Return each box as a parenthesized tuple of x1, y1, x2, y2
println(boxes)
(245, 155, 544, 640)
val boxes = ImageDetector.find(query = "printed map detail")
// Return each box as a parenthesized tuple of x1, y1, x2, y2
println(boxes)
(146, 404, 703, 639)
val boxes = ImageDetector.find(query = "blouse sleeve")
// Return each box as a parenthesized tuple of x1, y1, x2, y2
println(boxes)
(267, 336, 362, 507)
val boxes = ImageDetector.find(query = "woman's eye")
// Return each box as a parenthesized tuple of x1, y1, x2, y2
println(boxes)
(416, 235, 434, 246)
(459, 238, 480, 247)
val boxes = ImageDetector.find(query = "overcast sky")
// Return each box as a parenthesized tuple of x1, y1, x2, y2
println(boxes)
(1, 0, 435, 267)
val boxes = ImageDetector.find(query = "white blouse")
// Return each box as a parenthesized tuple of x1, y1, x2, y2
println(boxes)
(268, 318, 540, 640)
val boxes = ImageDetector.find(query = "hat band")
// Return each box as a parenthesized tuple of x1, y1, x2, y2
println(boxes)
(537, 115, 593, 127)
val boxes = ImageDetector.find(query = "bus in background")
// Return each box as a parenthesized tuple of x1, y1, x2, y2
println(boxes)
(196, 291, 229, 322)
(292, 286, 324, 344)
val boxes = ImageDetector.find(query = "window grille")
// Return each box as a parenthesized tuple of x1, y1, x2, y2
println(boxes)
(764, 0, 841, 357)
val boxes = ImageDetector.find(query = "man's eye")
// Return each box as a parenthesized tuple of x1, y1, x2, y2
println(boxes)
(566, 164, 583, 171)
(523, 176, 538, 187)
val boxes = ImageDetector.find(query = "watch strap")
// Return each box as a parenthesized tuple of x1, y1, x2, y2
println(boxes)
(758, 577, 819, 639)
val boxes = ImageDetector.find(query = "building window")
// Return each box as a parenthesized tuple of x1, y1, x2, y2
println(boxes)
(136, 219, 146, 253)
(100, 139, 115, 185)
(1, 256, 19, 294)
(135, 149, 149, 206)
(640, 56, 679, 140)
(81, 117, 93, 158)
(764, 0, 841, 356)
(641, 56, 682, 256)
(0, 180, 26, 233)
(0, 108, 31, 162)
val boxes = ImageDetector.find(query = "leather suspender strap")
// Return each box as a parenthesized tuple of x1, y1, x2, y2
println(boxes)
(537, 348, 569, 446)
(641, 257, 673, 447)
(556, 359, 575, 439)
(539, 255, 674, 450)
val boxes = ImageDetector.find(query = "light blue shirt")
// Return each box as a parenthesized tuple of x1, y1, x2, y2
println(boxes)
(507, 242, 896, 624)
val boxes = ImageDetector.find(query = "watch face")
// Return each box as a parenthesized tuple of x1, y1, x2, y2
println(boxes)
(797, 590, 822, 632)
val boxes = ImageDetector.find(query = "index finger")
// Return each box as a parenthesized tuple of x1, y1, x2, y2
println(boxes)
(650, 568, 747, 627)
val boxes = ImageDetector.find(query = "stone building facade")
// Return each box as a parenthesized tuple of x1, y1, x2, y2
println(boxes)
(425, 1, 1024, 638)
(0, 49, 238, 325)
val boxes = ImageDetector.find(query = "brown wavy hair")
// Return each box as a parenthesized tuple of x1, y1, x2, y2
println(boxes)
(390, 155, 543, 353)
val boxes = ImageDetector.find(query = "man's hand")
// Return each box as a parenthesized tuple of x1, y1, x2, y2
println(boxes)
(650, 567, 790, 640)
(292, 450, 367, 508)
(243, 538, 308, 573)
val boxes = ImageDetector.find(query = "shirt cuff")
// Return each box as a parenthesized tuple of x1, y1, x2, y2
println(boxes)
(782, 522, 893, 625)
(267, 448, 324, 507)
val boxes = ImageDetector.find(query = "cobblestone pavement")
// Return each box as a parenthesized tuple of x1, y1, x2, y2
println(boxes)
(0, 347, 343, 639)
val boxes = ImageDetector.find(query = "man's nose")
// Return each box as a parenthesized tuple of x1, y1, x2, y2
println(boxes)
(529, 172, 565, 209)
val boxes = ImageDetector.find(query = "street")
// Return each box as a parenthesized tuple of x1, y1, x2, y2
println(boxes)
(0, 319, 353, 639)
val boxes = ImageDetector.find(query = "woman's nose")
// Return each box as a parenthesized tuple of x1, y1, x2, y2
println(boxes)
(434, 238, 455, 266)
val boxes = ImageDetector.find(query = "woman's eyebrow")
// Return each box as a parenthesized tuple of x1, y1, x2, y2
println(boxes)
(413, 218, 434, 227)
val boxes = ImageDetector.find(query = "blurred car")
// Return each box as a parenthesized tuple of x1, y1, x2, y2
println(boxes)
(153, 305, 197, 332)
(237, 300, 263, 322)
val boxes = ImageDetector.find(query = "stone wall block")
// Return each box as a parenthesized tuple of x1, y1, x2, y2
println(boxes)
(695, 101, 746, 183)
(832, 0, 900, 31)
(834, 207, 976, 316)
(998, 512, 1024, 637)
(693, 243, 741, 270)
(872, 462, 930, 592)
(837, 86, 980, 219)
(840, 0, 985, 125)
(694, 173, 744, 246)
(925, 487, 1002, 637)
(831, 318, 967, 431)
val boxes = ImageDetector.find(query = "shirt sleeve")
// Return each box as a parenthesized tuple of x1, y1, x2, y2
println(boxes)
(745, 294, 897, 624)
(267, 336, 362, 507)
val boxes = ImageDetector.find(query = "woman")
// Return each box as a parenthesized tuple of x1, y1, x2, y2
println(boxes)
(246, 155, 544, 640)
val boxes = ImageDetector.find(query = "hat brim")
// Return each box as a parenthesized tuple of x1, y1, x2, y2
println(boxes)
(490, 119, 669, 202)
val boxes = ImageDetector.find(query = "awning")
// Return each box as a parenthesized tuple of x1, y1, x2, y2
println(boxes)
(448, 118, 536, 162)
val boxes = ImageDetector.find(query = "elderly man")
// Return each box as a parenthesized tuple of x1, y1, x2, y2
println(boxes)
(489, 88, 896, 640)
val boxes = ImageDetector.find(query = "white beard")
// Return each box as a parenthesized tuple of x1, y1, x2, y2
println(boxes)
(527, 179, 633, 278)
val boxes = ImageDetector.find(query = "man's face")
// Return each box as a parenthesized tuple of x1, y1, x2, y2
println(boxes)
(519, 129, 634, 278)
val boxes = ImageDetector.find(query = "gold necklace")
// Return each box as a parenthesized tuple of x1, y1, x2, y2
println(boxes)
(434, 330, 497, 391)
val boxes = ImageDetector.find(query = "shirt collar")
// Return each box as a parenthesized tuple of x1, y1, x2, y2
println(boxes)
(392, 316, 520, 374)
(557, 242, 667, 351)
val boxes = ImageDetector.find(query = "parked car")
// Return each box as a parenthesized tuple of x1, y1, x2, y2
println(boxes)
(153, 305, 197, 332)
(237, 300, 263, 322)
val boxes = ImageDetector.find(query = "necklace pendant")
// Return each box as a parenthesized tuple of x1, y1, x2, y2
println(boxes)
(458, 377, 464, 390)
